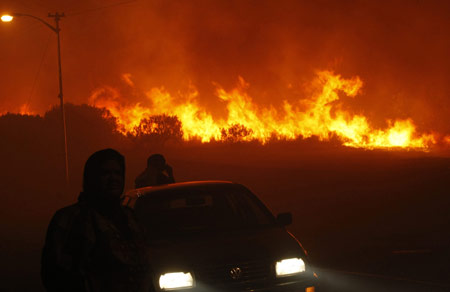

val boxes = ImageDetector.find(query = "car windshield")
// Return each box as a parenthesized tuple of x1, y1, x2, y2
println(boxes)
(133, 184, 276, 238)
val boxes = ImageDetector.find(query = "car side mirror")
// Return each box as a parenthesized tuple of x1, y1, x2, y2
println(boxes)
(276, 212, 292, 226)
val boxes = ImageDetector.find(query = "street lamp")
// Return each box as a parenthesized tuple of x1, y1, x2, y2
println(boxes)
(2, 12, 69, 185)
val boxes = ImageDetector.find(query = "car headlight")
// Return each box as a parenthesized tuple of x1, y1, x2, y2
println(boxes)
(159, 272, 195, 290)
(275, 258, 306, 277)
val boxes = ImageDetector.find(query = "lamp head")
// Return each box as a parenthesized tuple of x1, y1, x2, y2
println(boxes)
(1, 14, 14, 22)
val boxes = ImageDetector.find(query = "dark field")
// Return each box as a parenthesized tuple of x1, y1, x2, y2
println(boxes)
(1, 110, 449, 291)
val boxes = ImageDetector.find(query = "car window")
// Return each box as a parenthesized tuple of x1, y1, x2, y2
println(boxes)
(134, 185, 276, 238)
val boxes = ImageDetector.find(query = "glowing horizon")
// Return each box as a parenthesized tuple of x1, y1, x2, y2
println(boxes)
(2, 70, 448, 152)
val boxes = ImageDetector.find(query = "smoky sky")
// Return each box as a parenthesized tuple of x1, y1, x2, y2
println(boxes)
(0, 0, 449, 134)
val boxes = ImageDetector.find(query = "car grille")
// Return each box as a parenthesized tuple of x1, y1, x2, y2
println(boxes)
(194, 259, 273, 289)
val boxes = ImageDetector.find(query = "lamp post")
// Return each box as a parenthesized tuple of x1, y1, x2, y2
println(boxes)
(2, 12, 69, 185)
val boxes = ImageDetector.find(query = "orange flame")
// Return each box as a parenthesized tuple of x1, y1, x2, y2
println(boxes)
(18, 103, 36, 116)
(0, 103, 37, 116)
(89, 71, 438, 150)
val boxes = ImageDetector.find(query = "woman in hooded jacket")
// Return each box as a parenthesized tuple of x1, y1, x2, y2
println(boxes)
(41, 149, 150, 292)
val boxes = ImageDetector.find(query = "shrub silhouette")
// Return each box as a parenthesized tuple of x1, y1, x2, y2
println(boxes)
(131, 114, 183, 145)
(220, 124, 253, 142)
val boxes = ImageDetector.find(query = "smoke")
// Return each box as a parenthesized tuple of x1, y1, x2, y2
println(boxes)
(0, 0, 449, 133)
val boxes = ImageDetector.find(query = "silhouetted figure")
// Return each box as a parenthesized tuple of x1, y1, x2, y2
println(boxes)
(135, 154, 175, 188)
(41, 149, 149, 292)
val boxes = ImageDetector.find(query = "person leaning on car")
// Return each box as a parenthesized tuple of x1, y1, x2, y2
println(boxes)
(41, 149, 150, 292)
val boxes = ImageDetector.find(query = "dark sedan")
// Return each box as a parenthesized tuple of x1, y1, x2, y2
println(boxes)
(122, 181, 318, 291)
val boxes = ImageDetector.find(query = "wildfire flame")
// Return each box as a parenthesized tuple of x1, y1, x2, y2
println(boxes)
(18, 103, 36, 116)
(0, 103, 36, 116)
(0, 68, 445, 152)
(89, 71, 436, 149)
(89, 71, 438, 150)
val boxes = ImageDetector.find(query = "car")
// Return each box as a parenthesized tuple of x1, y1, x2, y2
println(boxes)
(122, 181, 318, 292)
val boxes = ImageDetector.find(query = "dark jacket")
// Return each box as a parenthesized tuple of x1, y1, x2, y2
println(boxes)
(41, 196, 150, 292)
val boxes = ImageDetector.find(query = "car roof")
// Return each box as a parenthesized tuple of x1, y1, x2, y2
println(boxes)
(122, 180, 237, 207)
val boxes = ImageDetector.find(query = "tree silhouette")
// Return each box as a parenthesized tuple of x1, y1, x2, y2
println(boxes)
(220, 124, 253, 142)
(131, 114, 183, 145)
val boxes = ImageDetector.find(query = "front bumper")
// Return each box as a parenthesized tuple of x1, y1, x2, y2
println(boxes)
(161, 273, 318, 292)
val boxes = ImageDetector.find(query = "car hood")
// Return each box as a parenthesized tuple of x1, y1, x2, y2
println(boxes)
(147, 227, 306, 272)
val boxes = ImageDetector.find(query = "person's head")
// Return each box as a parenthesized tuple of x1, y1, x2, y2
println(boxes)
(147, 154, 166, 172)
(82, 149, 125, 200)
